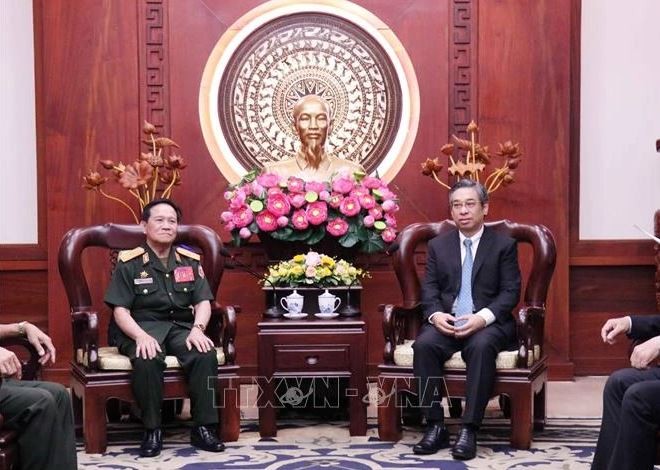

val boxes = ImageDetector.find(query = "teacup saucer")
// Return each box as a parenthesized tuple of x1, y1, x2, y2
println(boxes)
(283, 312, 308, 319)
(314, 312, 340, 319)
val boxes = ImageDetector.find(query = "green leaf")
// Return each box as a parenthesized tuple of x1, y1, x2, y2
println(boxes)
(359, 231, 386, 253)
(269, 227, 294, 240)
(306, 227, 326, 245)
(339, 231, 359, 247)
(287, 229, 313, 241)
(231, 231, 242, 246)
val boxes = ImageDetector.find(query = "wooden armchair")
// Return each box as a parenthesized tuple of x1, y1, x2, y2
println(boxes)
(58, 223, 240, 453)
(377, 220, 556, 449)
(0, 337, 42, 470)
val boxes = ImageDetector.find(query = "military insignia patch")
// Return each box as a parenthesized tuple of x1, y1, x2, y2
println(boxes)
(198, 265, 205, 279)
(174, 266, 195, 283)
(140, 271, 149, 278)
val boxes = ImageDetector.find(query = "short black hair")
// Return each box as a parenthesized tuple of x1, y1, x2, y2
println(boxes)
(448, 179, 489, 205)
(141, 198, 182, 223)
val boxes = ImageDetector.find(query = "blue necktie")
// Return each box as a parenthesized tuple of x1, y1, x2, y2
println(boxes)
(455, 239, 474, 322)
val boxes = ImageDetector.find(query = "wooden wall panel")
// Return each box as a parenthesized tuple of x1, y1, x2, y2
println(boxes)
(476, 0, 573, 378)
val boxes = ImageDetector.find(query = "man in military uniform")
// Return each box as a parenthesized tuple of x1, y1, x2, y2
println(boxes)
(0, 320, 77, 469)
(104, 199, 225, 457)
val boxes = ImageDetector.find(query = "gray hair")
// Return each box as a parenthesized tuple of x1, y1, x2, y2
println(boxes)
(448, 179, 489, 205)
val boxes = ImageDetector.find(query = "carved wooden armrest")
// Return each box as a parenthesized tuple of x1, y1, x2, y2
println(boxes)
(380, 302, 421, 364)
(515, 305, 545, 367)
(71, 309, 100, 370)
(0, 336, 42, 380)
(212, 303, 239, 366)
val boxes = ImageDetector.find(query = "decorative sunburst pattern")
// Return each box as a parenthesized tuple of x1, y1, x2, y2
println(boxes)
(217, 12, 402, 173)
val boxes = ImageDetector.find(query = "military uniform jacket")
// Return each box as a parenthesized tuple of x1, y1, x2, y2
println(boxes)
(104, 243, 214, 346)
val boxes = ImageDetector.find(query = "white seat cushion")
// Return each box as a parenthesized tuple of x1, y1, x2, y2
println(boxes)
(77, 346, 226, 370)
(393, 339, 540, 369)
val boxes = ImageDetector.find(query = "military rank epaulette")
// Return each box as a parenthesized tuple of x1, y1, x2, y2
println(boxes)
(117, 247, 146, 263)
(176, 246, 200, 261)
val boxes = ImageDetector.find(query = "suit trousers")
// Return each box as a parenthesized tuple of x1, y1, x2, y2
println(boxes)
(591, 367, 660, 470)
(412, 322, 511, 426)
(0, 379, 77, 470)
(119, 324, 219, 429)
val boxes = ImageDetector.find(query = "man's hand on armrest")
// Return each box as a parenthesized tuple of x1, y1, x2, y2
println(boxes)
(630, 336, 660, 369)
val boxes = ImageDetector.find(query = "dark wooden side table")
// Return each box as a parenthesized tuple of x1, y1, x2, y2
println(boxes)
(257, 315, 367, 437)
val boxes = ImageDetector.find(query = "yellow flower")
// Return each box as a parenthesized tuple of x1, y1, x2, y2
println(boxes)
(291, 265, 304, 277)
(321, 255, 335, 267)
(293, 254, 305, 263)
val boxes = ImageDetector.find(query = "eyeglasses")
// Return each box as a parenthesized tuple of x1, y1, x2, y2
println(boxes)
(450, 200, 480, 211)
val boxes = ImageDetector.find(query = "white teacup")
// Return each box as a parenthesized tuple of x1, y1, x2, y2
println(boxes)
(280, 290, 304, 314)
(318, 289, 341, 314)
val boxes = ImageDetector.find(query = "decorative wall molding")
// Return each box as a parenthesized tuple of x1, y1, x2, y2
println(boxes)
(139, 0, 169, 135)
(449, 0, 477, 139)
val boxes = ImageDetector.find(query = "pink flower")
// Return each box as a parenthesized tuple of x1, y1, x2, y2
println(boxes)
(382, 227, 397, 243)
(358, 194, 376, 209)
(286, 177, 305, 193)
(363, 215, 375, 227)
(256, 211, 278, 232)
(277, 216, 289, 227)
(382, 199, 398, 213)
(305, 181, 327, 193)
(377, 187, 396, 201)
(328, 193, 343, 209)
(229, 189, 247, 210)
(232, 205, 254, 228)
(332, 177, 355, 194)
(327, 218, 349, 237)
(223, 190, 234, 201)
(256, 172, 280, 188)
(291, 210, 309, 230)
(289, 193, 306, 208)
(384, 213, 397, 228)
(225, 221, 236, 231)
(239, 227, 252, 239)
(267, 187, 283, 195)
(306, 201, 328, 225)
(362, 176, 383, 189)
(350, 187, 369, 199)
(319, 190, 330, 201)
(250, 181, 265, 197)
(266, 193, 291, 217)
(220, 211, 234, 223)
(305, 251, 321, 267)
(305, 266, 317, 278)
(369, 207, 383, 220)
(339, 196, 360, 217)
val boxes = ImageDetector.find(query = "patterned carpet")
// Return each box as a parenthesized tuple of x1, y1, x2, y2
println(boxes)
(77, 417, 599, 469)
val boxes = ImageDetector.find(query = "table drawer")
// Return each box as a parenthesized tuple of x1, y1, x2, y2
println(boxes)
(272, 344, 350, 371)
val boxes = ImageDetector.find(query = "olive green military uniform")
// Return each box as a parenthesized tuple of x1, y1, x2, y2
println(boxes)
(0, 379, 77, 470)
(104, 244, 218, 430)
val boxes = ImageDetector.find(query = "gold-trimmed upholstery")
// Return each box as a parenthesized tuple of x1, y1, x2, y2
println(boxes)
(392, 339, 541, 369)
(76, 347, 226, 370)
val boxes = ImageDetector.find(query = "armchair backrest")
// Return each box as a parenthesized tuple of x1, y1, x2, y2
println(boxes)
(392, 220, 556, 311)
(58, 223, 226, 313)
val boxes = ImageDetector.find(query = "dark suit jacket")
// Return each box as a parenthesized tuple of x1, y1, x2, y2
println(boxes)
(630, 314, 660, 342)
(421, 225, 521, 331)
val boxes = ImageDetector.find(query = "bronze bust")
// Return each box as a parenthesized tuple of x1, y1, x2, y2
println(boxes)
(264, 94, 365, 181)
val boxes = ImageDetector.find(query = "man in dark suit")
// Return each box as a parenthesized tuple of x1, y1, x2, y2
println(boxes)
(591, 314, 660, 470)
(412, 179, 521, 460)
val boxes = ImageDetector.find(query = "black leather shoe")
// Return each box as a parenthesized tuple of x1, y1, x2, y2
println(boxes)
(412, 423, 450, 454)
(451, 426, 477, 460)
(191, 425, 225, 452)
(139, 428, 162, 458)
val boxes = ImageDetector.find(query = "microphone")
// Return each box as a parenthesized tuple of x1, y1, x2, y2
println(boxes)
(339, 241, 400, 317)
(220, 245, 282, 318)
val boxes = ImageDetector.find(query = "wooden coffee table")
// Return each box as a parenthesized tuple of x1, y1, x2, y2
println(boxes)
(257, 315, 367, 437)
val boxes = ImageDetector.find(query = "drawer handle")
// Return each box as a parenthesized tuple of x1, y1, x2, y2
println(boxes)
(306, 355, 319, 365)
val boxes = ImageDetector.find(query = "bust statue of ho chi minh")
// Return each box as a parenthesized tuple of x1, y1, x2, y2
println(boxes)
(264, 94, 365, 181)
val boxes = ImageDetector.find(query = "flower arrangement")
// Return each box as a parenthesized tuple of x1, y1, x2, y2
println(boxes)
(221, 170, 399, 253)
(82, 121, 187, 223)
(421, 120, 522, 194)
(263, 251, 368, 287)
